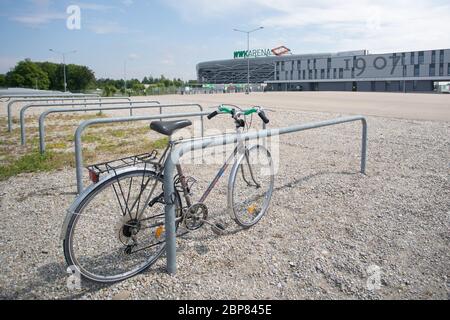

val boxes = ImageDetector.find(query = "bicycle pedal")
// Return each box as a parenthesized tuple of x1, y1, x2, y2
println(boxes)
(211, 223, 226, 235)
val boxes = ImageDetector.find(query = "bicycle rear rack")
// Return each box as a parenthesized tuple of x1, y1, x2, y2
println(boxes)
(87, 151, 160, 183)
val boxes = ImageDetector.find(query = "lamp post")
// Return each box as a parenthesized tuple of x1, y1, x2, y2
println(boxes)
(49, 49, 77, 92)
(233, 26, 264, 94)
(124, 60, 128, 95)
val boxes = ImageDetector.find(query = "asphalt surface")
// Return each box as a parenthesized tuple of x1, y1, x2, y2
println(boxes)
(2, 92, 449, 122)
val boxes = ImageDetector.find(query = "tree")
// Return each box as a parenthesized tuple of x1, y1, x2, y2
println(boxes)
(36, 62, 59, 90)
(65, 64, 96, 92)
(131, 82, 145, 95)
(5, 59, 50, 89)
(0, 74, 6, 87)
(103, 85, 117, 97)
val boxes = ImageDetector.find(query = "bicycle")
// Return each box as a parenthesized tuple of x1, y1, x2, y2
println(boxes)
(61, 105, 275, 283)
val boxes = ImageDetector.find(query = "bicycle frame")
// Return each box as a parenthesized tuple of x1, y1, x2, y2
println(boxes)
(133, 124, 253, 224)
(177, 143, 242, 206)
(173, 122, 260, 208)
(103, 110, 263, 228)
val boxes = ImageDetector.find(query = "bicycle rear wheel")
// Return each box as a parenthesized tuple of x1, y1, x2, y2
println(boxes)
(63, 169, 181, 283)
(228, 145, 274, 228)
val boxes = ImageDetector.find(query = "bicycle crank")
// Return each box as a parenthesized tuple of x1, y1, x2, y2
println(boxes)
(184, 203, 209, 230)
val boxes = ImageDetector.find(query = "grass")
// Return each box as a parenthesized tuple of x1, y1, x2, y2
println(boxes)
(0, 113, 171, 181)
(82, 134, 104, 144)
(110, 130, 128, 138)
(52, 113, 108, 122)
(152, 137, 169, 150)
(0, 136, 169, 182)
(47, 142, 68, 150)
(0, 151, 74, 181)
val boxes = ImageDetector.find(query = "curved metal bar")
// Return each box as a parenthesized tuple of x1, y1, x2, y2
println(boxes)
(74, 110, 210, 193)
(6, 96, 132, 132)
(163, 116, 368, 274)
(19, 100, 161, 144)
(38, 103, 204, 153)
(0, 93, 99, 103)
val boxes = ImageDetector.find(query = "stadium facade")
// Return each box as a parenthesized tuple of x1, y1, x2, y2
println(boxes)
(196, 48, 450, 92)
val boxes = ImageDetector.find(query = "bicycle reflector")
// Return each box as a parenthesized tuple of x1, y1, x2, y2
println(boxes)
(155, 226, 164, 239)
(88, 169, 100, 184)
(248, 204, 257, 215)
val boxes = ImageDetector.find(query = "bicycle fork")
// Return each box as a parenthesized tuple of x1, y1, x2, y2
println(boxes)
(240, 151, 261, 189)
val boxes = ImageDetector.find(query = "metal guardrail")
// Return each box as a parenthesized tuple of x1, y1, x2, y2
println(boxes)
(6, 96, 131, 132)
(162, 116, 368, 274)
(74, 111, 210, 193)
(19, 100, 161, 144)
(38, 103, 205, 154)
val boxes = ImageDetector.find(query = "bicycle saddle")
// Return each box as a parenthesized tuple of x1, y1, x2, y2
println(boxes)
(150, 120, 192, 136)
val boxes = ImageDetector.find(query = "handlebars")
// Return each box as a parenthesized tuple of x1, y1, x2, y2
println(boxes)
(207, 110, 219, 120)
(207, 105, 270, 125)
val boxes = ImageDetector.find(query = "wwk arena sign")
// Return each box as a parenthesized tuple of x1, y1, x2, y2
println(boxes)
(234, 48, 273, 59)
(234, 46, 291, 59)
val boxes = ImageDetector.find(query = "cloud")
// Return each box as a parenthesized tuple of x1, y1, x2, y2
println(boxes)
(165, 0, 251, 20)
(11, 12, 66, 26)
(88, 21, 131, 34)
(166, 0, 450, 53)
(122, 0, 134, 6)
(10, 0, 62, 26)
(11, 1, 117, 27)
(75, 2, 116, 11)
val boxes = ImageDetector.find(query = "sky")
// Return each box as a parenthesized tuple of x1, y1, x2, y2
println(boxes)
(0, 0, 449, 81)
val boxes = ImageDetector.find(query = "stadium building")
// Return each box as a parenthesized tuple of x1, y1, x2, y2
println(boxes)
(196, 48, 450, 92)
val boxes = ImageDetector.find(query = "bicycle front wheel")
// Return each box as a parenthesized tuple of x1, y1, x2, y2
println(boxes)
(228, 145, 274, 228)
(63, 169, 181, 283)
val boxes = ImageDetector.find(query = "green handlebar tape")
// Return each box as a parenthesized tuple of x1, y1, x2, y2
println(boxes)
(219, 106, 233, 114)
(219, 105, 258, 116)
(244, 108, 258, 116)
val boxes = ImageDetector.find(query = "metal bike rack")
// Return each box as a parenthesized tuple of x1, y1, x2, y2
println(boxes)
(74, 111, 210, 193)
(19, 100, 161, 144)
(6, 96, 131, 132)
(38, 103, 205, 154)
(0, 93, 99, 102)
(162, 115, 368, 274)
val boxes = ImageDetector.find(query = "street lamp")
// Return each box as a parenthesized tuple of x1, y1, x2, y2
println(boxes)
(49, 49, 77, 92)
(233, 26, 264, 94)
(124, 60, 128, 95)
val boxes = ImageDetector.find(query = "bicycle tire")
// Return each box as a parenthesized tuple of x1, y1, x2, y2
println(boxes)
(228, 145, 274, 228)
(63, 168, 182, 283)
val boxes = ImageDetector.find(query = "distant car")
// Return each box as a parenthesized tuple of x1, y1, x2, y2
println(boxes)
(437, 84, 450, 93)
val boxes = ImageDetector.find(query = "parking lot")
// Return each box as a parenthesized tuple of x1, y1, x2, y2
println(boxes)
(0, 92, 449, 300)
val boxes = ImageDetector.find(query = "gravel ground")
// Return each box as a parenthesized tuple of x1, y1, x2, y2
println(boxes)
(0, 107, 449, 300)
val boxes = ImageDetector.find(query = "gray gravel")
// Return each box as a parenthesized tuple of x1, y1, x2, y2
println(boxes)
(0, 109, 449, 300)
